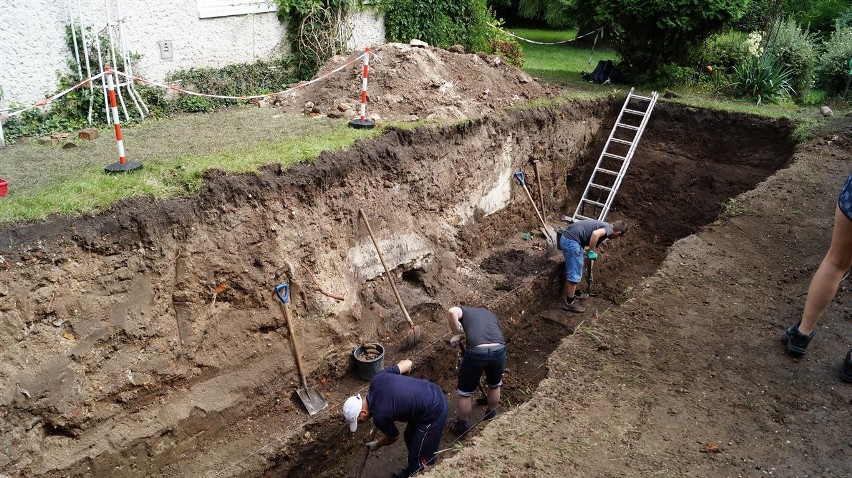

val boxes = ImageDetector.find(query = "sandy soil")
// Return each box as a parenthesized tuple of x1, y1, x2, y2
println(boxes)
(0, 43, 850, 478)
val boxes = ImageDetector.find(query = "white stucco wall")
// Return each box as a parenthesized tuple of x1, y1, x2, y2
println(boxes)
(345, 9, 385, 51)
(0, 0, 384, 110)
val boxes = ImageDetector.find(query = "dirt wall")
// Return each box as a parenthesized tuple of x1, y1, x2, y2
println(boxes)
(0, 100, 614, 477)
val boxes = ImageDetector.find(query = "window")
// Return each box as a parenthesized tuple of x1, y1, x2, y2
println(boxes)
(197, 0, 277, 19)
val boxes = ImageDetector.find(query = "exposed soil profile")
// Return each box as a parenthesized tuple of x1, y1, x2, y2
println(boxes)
(2, 44, 851, 478)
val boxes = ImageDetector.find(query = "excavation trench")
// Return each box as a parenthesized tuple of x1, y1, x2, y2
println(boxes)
(0, 99, 795, 478)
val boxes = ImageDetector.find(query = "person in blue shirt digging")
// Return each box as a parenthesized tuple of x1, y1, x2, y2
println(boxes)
(343, 359, 448, 478)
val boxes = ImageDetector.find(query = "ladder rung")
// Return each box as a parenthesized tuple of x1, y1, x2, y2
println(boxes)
(602, 152, 626, 161)
(624, 108, 646, 116)
(611, 138, 633, 145)
(631, 94, 654, 101)
(583, 199, 605, 207)
(596, 167, 619, 175)
(589, 183, 613, 191)
(616, 123, 639, 131)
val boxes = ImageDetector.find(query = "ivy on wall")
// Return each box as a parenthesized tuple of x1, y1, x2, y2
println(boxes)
(275, 0, 351, 80)
(377, 0, 491, 52)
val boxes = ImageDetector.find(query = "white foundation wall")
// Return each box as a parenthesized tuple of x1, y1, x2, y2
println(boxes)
(0, 1, 385, 110)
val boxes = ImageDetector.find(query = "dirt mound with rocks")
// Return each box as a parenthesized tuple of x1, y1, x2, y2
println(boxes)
(275, 42, 560, 122)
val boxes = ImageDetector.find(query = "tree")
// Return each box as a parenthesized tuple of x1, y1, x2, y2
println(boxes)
(580, 0, 751, 75)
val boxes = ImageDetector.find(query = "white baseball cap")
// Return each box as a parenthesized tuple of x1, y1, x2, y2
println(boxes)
(343, 394, 362, 432)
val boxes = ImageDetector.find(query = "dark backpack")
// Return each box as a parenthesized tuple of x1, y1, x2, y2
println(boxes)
(585, 60, 618, 84)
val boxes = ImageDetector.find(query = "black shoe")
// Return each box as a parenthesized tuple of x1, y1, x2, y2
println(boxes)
(842, 349, 852, 383)
(561, 298, 585, 313)
(450, 418, 468, 436)
(484, 409, 497, 421)
(781, 322, 814, 356)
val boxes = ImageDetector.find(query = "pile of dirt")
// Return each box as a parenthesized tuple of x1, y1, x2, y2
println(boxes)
(275, 42, 560, 122)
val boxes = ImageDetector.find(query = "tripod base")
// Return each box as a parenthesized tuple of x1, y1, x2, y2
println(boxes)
(348, 118, 375, 129)
(104, 161, 143, 173)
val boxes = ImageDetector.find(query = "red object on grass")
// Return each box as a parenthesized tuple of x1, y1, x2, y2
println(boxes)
(0, 178, 7, 197)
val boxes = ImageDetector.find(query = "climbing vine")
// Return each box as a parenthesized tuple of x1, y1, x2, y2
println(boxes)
(275, 0, 351, 80)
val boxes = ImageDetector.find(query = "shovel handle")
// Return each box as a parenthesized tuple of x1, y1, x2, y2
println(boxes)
(276, 282, 309, 389)
(515, 171, 548, 230)
(532, 161, 546, 223)
(358, 209, 415, 329)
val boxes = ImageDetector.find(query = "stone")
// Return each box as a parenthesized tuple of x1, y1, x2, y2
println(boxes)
(410, 39, 428, 48)
(820, 106, 833, 117)
(78, 128, 99, 140)
(448, 44, 465, 54)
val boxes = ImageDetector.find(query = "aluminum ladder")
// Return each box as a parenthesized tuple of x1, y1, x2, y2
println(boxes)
(571, 88, 658, 222)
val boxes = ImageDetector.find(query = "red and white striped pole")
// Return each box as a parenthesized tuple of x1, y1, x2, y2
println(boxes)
(104, 65, 141, 173)
(348, 47, 375, 129)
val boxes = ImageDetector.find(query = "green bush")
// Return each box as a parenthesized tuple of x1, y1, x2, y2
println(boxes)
(700, 31, 750, 75)
(836, 6, 852, 31)
(815, 27, 852, 95)
(378, 0, 491, 53)
(166, 58, 297, 107)
(487, 17, 523, 67)
(765, 19, 818, 99)
(732, 52, 795, 104)
(653, 63, 697, 86)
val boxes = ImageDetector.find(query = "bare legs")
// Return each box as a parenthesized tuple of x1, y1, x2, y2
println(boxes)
(486, 386, 500, 412)
(564, 281, 578, 300)
(798, 206, 852, 335)
(457, 396, 472, 422)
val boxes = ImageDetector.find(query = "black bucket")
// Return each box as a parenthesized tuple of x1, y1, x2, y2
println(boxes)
(353, 343, 385, 381)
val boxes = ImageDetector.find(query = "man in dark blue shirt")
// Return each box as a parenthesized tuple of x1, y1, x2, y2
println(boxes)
(343, 359, 448, 478)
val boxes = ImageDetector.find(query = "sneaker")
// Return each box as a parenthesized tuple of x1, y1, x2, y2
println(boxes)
(573, 291, 590, 300)
(781, 322, 814, 356)
(484, 409, 497, 421)
(842, 349, 852, 383)
(450, 418, 469, 436)
(562, 298, 585, 313)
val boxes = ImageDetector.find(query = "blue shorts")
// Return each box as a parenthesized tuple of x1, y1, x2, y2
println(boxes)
(457, 346, 506, 396)
(560, 236, 584, 284)
(839, 173, 852, 221)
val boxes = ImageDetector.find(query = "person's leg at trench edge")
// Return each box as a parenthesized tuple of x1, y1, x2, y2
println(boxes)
(399, 403, 447, 477)
(454, 351, 482, 433)
(483, 348, 506, 419)
(783, 184, 852, 381)
(562, 237, 585, 312)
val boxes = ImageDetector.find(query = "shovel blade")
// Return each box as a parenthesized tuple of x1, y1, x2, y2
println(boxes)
(297, 386, 328, 416)
(541, 226, 558, 256)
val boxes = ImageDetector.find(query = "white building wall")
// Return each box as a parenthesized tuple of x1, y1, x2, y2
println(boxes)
(346, 9, 385, 51)
(0, 0, 384, 110)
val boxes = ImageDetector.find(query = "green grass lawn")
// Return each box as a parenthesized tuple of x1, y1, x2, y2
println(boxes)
(0, 108, 383, 223)
(0, 28, 842, 225)
(509, 27, 619, 84)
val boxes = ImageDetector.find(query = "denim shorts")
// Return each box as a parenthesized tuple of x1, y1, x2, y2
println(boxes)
(457, 346, 506, 397)
(560, 236, 584, 284)
(839, 173, 852, 221)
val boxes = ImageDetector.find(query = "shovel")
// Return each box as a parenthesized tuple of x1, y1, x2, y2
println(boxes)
(586, 259, 596, 296)
(513, 171, 558, 254)
(275, 283, 329, 416)
(358, 209, 422, 351)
